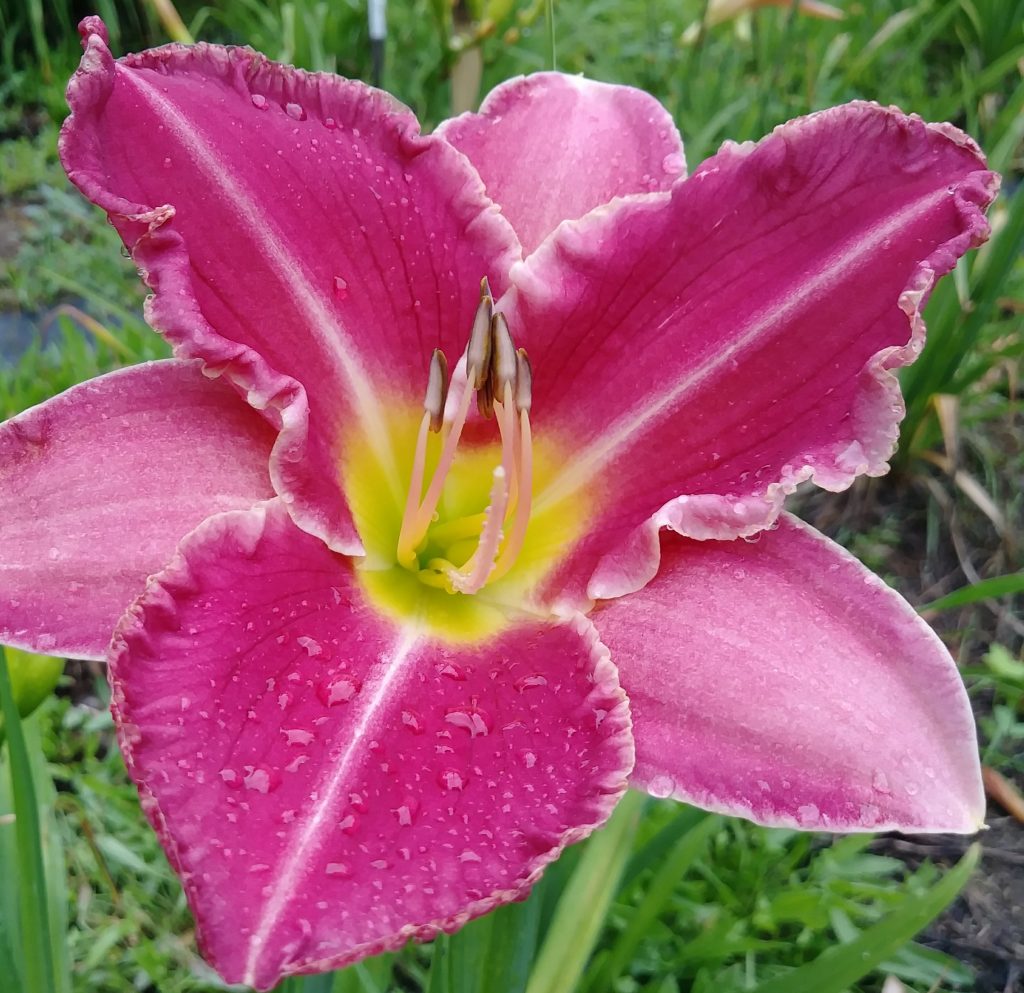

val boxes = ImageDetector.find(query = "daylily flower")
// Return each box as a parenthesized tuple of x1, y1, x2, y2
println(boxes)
(0, 16, 997, 989)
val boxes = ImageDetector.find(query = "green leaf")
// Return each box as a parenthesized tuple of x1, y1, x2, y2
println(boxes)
(0, 647, 63, 744)
(526, 790, 645, 993)
(983, 644, 1024, 684)
(427, 933, 452, 993)
(748, 845, 980, 993)
(477, 887, 544, 993)
(448, 908, 493, 993)
(920, 572, 1024, 612)
(0, 646, 56, 993)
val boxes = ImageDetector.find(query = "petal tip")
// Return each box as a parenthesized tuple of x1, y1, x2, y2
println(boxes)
(78, 15, 109, 49)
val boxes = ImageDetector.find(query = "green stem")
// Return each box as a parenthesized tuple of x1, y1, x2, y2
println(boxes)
(0, 647, 55, 993)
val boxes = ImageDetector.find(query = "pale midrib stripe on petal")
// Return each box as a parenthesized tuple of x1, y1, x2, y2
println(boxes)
(536, 186, 950, 510)
(126, 73, 396, 478)
(242, 627, 421, 984)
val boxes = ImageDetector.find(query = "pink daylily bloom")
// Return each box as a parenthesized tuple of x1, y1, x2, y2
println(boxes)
(0, 16, 998, 988)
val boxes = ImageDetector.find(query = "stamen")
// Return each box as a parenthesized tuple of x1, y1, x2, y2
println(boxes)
(493, 383, 518, 514)
(395, 410, 432, 569)
(490, 313, 518, 397)
(514, 348, 532, 413)
(477, 376, 495, 420)
(423, 348, 449, 433)
(394, 279, 537, 590)
(446, 465, 510, 594)
(488, 406, 533, 584)
(466, 293, 493, 390)
(407, 374, 475, 545)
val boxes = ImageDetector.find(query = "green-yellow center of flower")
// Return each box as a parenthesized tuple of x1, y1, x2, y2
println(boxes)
(342, 281, 585, 642)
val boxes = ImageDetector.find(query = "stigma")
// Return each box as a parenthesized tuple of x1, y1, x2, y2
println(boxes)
(395, 280, 534, 595)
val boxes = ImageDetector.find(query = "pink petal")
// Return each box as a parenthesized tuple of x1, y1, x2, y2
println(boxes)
(592, 514, 984, 834)
(0, 360, 274, 660)
(505, 102, 996, 604)
(438, 72, 685, 255)
(61, 18, 519, 555)
(109, 499, 632, 988)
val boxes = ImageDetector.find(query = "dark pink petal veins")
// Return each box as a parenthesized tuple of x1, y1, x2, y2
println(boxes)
(438, 72, 686, 255)
(593, 515, 983, 834)
(0, 360, 275, 660)
(110, 500, 632, 989)
(505, 102, 997, 604)
(60, 20, 520, 554)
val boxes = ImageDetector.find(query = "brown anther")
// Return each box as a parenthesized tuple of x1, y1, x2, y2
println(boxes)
(480, 275, 493, 300)
(423, 348, 449, 432)
(466, 294, 493, 390)
(477, 376, 495, 420)
(514, 348, 532, 413)
(489, 312, 518, 398)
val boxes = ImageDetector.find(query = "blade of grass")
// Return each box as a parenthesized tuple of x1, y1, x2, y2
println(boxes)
(545, 0, 557, 69)
(0, 647, 55, 993)
(526, 790, 645, 993)
(749, 845, 980, 993)
(586, 813, 722, 992)
(448, 908, 493, 993)
(620, 803, 710, 889)
(329, 954, 394, 993)
(900, 180, 1024, 462)
(481, 897, 543, 993)
(427, 933, 451, 993)
(144, 0, 195, 43)
(919, 572, 1024, 612)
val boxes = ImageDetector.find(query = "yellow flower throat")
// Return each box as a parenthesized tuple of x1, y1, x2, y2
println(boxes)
(342, 281, 585, 642)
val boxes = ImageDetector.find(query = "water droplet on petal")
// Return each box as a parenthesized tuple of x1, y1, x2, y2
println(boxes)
(401, 709, 424, 734)
(661, 151, 685, 175)
(796, 803, 820, 826)
(438, 768, 468, 791)
(325, 862, 351, 878)
(392, 799, 418, 826)
(219, 768, 241, 789)
(318, 677, 357, 706)
(445, 705, 491, 737)
(458, 849, 482, 863)
(285, 102, 306, 121)
(297, 635, 322, 656)
(437, 662, 466, 682)
(647, 774, 675, 799)
(243, 766, 276, 794)
(284, 728, 314, 746)
(515, 674, 548, 692)
(333, 275, 349, 300)
(251, 93, 268, 110)
(520, 750, 537, 769)
(872, 770, 892, 794)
